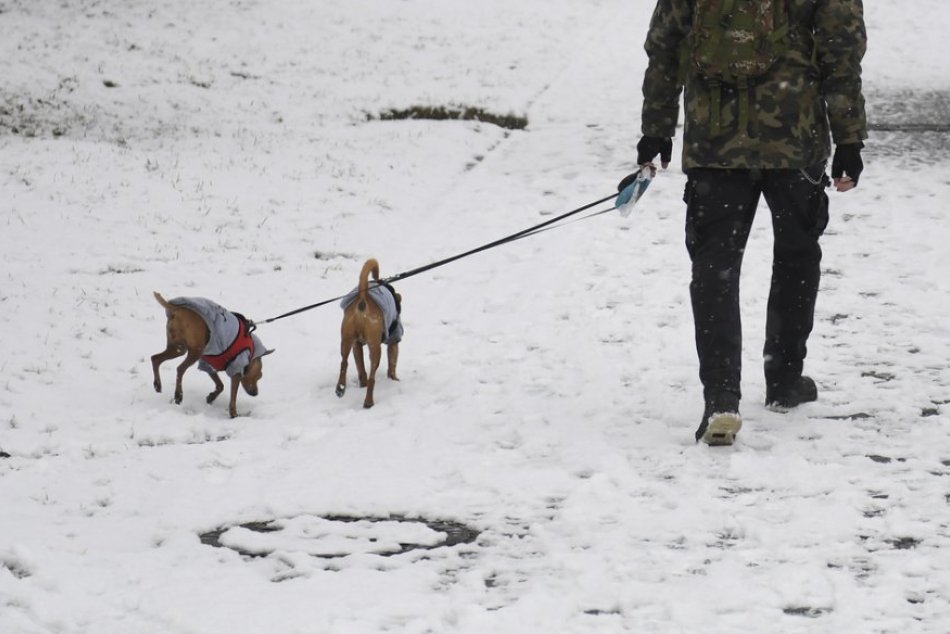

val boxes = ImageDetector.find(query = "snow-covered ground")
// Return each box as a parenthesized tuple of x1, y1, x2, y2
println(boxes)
(2, 1, 950, 632)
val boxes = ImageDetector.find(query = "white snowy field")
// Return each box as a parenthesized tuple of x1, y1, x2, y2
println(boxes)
(2, 0, 950, 632)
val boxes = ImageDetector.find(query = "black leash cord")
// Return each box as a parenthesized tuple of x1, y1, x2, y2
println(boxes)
(253, 192, 619, 327)
(510, 205, 618, 241)
(254, 293, 349, 326)
(380, 192, 618, 285)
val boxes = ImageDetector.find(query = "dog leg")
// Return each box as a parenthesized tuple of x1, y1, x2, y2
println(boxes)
(337, 335, 354, 397)
(151, 344, 185, 393)
(353, 341, 369, 388)
(228, 375, 241, 418)
(207, 372, 225, 404)
(363, 342, 382, 409)
(386, 342, 399, 381)
(173, 350, 202, 405)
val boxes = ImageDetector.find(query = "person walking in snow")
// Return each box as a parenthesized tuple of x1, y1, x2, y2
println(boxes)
(618, 0, 867, 445)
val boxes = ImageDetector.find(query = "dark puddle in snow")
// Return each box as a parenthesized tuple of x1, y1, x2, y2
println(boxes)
(199, 514, 480, 559)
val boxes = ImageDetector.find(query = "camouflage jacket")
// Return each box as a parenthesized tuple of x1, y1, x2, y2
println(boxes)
(641, 0, 868, 169)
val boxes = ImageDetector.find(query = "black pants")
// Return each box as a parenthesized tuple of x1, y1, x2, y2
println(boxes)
(684, 164, 830, 402)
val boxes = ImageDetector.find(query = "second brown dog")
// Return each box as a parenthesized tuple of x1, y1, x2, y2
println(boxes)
(151, 292, 273, 418)
(336, 259, 403, 408)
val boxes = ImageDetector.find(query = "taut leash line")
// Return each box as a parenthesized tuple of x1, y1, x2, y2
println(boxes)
(252, 191, 620, 327)
(253, 293, 350, 326)
(380, 192, 618, 286)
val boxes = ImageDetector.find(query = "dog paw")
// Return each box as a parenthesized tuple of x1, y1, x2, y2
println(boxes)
(174, 393, 183, 405)
(335, 384, 346, 397)
(153, 381, 162, 393)
(363, 401, 374, 409)
(206, 391, 221, 404)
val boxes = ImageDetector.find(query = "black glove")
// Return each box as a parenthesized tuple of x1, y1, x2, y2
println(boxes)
(617, 136, 672, 192)
(831, 142, 864, 186)
(636, 135, 672, 167)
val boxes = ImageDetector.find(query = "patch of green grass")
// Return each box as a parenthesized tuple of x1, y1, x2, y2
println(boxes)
(371, 105, 527, 130)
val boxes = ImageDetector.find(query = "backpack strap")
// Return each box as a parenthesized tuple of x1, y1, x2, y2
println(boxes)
(701, 0, 735, 137)
(770, 0, 789, 44)
(709, 79, 722, 137)
(719, 0, 737, 23)
(708, 0, 736, 58)
(737, 77, 750, 136)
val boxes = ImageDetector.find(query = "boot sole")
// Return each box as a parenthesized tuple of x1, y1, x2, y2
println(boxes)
(702, 412, 743, 446)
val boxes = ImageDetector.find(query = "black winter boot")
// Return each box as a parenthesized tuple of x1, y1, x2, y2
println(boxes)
(695, 391, 742, 446)
(765, 376, 818, 410)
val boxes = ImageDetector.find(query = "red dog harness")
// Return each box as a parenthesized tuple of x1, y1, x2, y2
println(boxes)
(202, 316, 255, 372)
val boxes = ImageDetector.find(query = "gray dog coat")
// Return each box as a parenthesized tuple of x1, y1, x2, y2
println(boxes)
(168, 297, 267, 377)
(339, 284, 404, 344)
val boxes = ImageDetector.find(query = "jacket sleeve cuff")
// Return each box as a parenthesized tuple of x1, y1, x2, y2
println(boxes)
(641, 115, 678, 138)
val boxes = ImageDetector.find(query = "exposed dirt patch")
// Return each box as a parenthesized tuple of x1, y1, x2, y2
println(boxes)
(370, 105, 527, 130)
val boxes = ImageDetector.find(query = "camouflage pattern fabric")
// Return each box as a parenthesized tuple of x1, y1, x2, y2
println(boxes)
(641, 0, 867, 169)
(690, 0, 789, 83)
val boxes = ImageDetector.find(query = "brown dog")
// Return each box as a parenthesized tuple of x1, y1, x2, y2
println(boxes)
(336, 259, 403, 408)
(151, 292, 273, 418)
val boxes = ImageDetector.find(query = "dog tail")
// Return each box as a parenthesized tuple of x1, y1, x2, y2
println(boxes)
(358, 259, 380, 308)
(153, 291, 173, 310)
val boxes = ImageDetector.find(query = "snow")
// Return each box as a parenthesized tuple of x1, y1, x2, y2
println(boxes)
(2, 0, 950, 632)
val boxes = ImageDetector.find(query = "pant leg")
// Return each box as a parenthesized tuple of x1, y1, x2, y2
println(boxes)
(760, 163, 830, 387)
(684, 169, 762, 402)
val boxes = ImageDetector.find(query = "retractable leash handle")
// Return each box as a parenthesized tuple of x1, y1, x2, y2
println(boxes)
(615, 165, 655, 218)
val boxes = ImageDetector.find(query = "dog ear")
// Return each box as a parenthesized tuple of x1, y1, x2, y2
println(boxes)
(261, 348, 276, 357)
